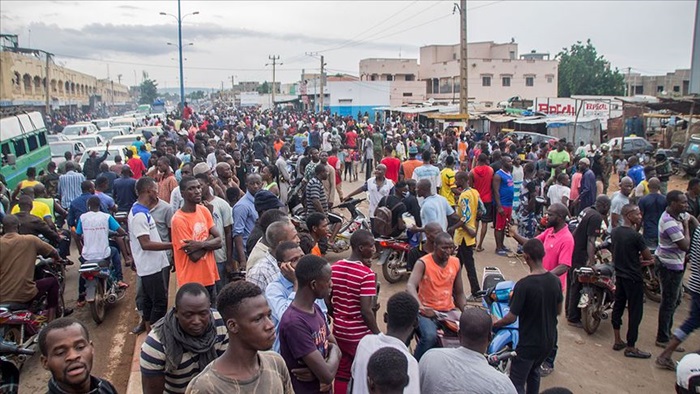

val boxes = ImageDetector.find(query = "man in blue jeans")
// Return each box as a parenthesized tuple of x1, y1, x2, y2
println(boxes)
(655, 191, 697, 350)
(656, 199, 700, 370)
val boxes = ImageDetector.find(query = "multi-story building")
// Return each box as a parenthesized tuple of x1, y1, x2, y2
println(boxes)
(420, 41, 558, 107)
(358, 58, 426, 106)
(95, 79, 130, 107)
(625, 69, 690, 96)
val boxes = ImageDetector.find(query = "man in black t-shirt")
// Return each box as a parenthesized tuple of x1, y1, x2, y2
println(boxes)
(494, 239, 562, 394)
(610, 203, 654, 359)
(567, 195, 610, 326)
(377, 181, 408, 237)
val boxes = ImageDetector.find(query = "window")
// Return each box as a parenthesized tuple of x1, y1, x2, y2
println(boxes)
(546, 76, 554, 83)
(502, 77, 511, 87)
(525, 76, 535, 87)
(509, 51, 516, 60)
(439, 78, 452, 94)
(38, 131, 47, 146)
(386, 75, 394, 81)
(27, 135, 39, 151)
(634, 85, 644, 95)
(402, 92, 413, 97)
(482, 76, 491, 87)
(657, 85, 664, 93)
(673, 86, 680, 93)
(13, 140, 27, 157)
(432, 79, 439, 94)
(338, 99, 353, 104)
(405, 74, 415, 81)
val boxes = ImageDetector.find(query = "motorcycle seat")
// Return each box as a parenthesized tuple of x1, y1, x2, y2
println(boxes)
(594, 264, 614, 277)
(0, 302, 30, 311)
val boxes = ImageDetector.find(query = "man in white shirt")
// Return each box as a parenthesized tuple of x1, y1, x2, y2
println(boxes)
(343, 164, 394, 219)
(128, 177, 172, 332)
(351, 292, 420, 394)
(547, 173, 571, 207)
(419, 308, 517, 394)
(412, 150, 441, 194)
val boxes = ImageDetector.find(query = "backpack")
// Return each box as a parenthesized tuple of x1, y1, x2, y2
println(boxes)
(373, 206, 394, 237)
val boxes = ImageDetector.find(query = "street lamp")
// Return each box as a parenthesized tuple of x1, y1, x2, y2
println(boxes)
(160, 1, 199, 110)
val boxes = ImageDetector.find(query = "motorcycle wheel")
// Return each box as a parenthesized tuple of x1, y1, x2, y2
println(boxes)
(582, 289, 602, 335)
(643, 270, 662, 303)
(2, 326, 23, 345)
(89, 281, 107, 324)
(381, 250, 405, 284)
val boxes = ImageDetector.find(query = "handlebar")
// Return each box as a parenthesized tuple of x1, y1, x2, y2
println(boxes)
(336, 198, 366, 209)
(0, 341, 35, 356)
(487, 351, 517, 366)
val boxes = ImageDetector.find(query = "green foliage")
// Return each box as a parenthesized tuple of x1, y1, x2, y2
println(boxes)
(556, 39, 626, 97)
(186, 90, 206, 100)
(138, 79, 158, 104)
(257, 81, 270, 94)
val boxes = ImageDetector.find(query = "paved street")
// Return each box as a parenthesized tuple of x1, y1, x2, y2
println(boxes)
(19, 175, 700, 394)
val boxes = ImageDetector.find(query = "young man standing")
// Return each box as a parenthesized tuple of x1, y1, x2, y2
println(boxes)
(454, 171, 483, 300)
(493, 155, 515, 256)
(470, 153, 494, 252)
(439, 156, 457, 207)
(351, 292, 420, 394)
(328, 230, 380, 394)
(380, 145, 401, 184)
(412, 150, 441, 194)
(494, 239, 562, 394)
(279, 255, 342, 394)
(129, 177, 172, 333)
(185, 281, 294, 393)
(399, 146, 422, 182)
(171, 176, 223, 301)
(610, 204, 654, 358)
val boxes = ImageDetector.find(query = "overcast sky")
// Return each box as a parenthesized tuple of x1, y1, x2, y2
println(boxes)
(1, 1, 696, 90)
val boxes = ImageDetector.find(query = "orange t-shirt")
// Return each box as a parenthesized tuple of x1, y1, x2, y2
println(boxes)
(401, 159, 423, 180)
(274, 140, 284, 155)
(418, 253, 460, 311)
(311, 243, 322, 256)
(171, 205, 219, 287)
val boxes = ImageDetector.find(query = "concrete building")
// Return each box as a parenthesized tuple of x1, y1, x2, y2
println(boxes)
(358, 58, 426, 106)
(0, 51, 130, 112)
(420, 41, 558, 107)
(625, 69, 691, 96)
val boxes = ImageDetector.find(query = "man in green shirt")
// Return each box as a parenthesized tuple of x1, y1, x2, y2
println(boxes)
(547, 140, 570, 180)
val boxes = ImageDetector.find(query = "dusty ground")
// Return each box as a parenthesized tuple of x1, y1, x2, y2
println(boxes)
(19, 173, 697, 394)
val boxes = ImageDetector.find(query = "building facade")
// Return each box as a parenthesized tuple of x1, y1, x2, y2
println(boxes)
(419, 41, 558, 107)
(625, 69, 691, 97)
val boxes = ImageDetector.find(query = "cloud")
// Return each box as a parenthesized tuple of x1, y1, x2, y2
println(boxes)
(25, 21, 414, 59)
(116, 4, 141, 10)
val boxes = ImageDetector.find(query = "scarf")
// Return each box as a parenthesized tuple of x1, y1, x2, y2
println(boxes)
(153, 308, 218, 373)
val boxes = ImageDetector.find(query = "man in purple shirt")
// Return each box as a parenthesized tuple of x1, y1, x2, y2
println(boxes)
(279, 255, 341, 393)
(576, 157, 597, 212)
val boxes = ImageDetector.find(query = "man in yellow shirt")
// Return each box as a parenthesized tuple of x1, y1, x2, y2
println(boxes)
(10, 187, 53, 226)
(454, 171, 484, 301)
(439, 156, 458, 207)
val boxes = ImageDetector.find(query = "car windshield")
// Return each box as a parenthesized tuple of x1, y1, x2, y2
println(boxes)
(111, 136, 136, 145)
(75, 137, 99, 148)
(61, 125, 85, 136)
(98, 131, 121, 141)
(50, 143, 73, 156)
(95, 120, 110, 128)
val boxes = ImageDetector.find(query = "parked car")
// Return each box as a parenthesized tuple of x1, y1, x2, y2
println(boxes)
(503, 131, 551, 146)
(78, 145, 130, 168)
(60, 123, 99, 136)
(608, 137, 654, 158)
(50, 141, 86, 164)
(96, 128, 125, 143)
(681, 134, 700, 175)
(91, 118, 112, 130)
(109, 135, 140, 147)
(47, 134, 70, 143)
(70, 135, 104, 149)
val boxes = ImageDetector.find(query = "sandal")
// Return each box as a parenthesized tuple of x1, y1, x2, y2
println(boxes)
(624, 348, 651, 359)
(655, 357, 677, 371)
(476, 247, 484, 252)
(117, 281, 130, 289)
(612, 342, 626, 351)
(76, 300, 86, 308)
(496, 250, 509, 256)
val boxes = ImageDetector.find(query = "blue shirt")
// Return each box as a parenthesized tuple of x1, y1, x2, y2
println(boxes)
(140, 150, 151, 168)
(496, 169, 514, 207)
(265, 274, 328, 353)
(58, 170, 86, 208)
(627, 165, 645, 186)
(420, 194, 455, 232)
(233, 191, 258, 243)
(293, 134, 305, 155)
(578, 169, 597, 210)
(113, 176, 138, 212)
(96, 171, 117, 195)
(639, 193, 667, 241)
(67, 193, 109, 227)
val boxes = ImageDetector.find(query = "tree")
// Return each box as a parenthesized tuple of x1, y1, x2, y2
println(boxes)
(556, 39, 626, 97)
(186, 90, 206, 100)
(139, 79, 158, 104)
(257, 81, 270, 94)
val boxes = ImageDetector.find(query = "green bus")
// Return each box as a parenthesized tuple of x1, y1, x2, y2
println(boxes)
(0, 111, 51, 190)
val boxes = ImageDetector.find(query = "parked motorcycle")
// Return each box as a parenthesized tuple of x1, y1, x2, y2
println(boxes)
(0, 257, 68, 348)
(376, 236, 411, 283)
(479, 266, 519, 374)
(0, 341, 34, 394)
(78, 257, 127, 324)
(642, 259, 661, 303)
(291, 198, 370, 254)
(576, 263, 616, 335)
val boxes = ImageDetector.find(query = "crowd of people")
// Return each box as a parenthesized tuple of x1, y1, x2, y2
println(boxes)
(1, 102, 700, 394)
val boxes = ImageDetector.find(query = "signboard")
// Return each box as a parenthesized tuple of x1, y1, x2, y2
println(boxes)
(534, 97, 622, 120)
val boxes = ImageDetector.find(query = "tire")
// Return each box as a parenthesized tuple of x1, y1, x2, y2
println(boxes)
(2, 326, 23, 345)
(582, 289, 602, 335)
(381, 250, 405, 284)
(89, 280, 106, 324)
(643, 267, 662, 303)
(688, 154, 697, 169)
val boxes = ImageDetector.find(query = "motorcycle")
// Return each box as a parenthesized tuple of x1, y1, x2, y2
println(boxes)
(479, 267, 519, 374)
(0, 341, 34, 394)
(375, 235, 411, 283)
(329, 198, 371, 252)
(642, 259, 661, 303)
(575, 262, 616, 335)
(0, 257, 68, 349)
(78, 255, 127, 324)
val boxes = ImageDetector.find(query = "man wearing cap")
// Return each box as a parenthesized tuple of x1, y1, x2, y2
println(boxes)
(400, 146, 422, 182)
(575, 157, 596, 212)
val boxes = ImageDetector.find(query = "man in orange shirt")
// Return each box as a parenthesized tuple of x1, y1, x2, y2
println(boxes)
(171, 176, 223, 302)
(380, 145, 401, 184)
(399, 146, 422, 182)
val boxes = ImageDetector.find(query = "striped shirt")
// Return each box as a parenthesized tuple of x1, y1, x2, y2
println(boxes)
(330, 260, 377, 343)
(655, 211, 686, 271)
(58, 170, 86, 208)
(246, 251, 280, 291)
(305, 177, 328, 214)
(687, 227, 700, 295)
(140, 310, 229, 394)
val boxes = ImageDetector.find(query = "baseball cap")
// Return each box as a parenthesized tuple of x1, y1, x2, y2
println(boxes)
(408, 146, 418, 154)
(579, 157, 590, 166)
(192, 162, 211, 175)
(677, 353, 700, 393)
(254, 190, 284, 212)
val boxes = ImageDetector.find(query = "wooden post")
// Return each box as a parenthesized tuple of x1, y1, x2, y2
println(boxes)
(686, 100, 696, 147)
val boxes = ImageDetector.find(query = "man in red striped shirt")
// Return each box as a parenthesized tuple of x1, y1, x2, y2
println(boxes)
(327, 230, 380, 394)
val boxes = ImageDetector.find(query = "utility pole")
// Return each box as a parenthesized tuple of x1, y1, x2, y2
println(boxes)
(458, 0, 468, 118)
(320, 55, 325, 113)
(267, 55, 281, 108)
(306, 52, 325, 112)
(117, 74, 122, 85)
(627, 67, 632, 96)
(229, 75, 236, 89)
(690, 0, 700, 94)
(45, 52, 52, 115)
